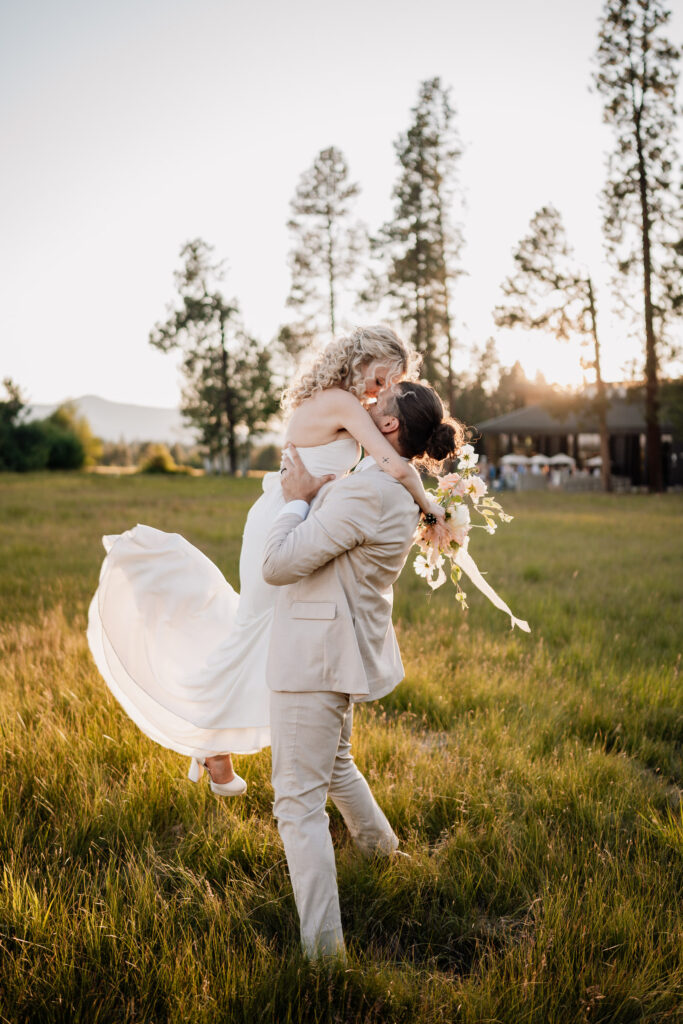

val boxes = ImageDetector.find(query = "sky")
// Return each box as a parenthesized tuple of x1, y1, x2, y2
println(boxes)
(1, 0, 681, 408)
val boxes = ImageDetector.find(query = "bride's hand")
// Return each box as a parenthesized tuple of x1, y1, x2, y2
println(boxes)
(423, 499, 445, 524)
(421, 501, 451, 552)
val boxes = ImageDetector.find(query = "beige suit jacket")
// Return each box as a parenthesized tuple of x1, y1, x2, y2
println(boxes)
(262, 464, 420, 700)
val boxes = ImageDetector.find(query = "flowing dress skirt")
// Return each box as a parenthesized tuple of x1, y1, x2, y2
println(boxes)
(87, 472, 287, 758)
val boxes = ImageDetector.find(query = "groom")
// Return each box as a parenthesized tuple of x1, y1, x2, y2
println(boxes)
(262, 381, 450, 960)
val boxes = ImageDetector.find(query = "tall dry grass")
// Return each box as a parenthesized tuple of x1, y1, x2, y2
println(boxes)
(0, 475, 681, 1023)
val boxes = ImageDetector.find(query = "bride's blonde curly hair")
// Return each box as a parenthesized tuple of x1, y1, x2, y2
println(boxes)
(282, 325, 421, 412)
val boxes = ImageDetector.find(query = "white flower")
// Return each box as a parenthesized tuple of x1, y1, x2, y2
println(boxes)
(450, 503, 470, 527)
(485, 522, 497, 535)
(458, 455, 479, 472)
(414, 554, 430, 578)
(460, 443, 475, 457)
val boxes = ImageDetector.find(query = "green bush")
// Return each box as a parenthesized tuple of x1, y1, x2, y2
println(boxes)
(139, 444, 178, 474)
(48, 403, 102, 466)
(0, 420, 85, 471)
(2, 422, 51, 471)
(44, 422, 86, 469)
(0, 382, 87, 471)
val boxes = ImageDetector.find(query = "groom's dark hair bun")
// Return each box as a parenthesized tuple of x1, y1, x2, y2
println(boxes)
(392, 381, 466, 470)
(425, 422, 458, 463)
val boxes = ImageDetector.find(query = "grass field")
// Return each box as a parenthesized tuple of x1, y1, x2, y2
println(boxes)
(0, 473, 681, 1024)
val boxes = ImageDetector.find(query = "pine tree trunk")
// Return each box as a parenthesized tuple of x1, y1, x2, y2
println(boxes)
(433, 184, 455, 412)
(587, 278, 612, 493)
(634, 99, 663, 492)
(445, 315, 454, 416)
(437, 218, 454, 412)
(326, 212, 336, 337)
(227, 418, 237, 476)
(219, 313, 237, 476)
(413, 277, 423, 361)
(414, 165, 428, 371)
(440, 282, 454, 414)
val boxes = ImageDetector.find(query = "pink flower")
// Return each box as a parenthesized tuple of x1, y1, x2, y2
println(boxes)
(450, 524, 470, 546)
(438, 473, 461, 493)
(422, 520, 454, 557)
(465, 476, 487, 502)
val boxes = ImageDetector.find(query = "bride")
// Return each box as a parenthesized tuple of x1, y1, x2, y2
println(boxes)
(87, 326, 444, 796)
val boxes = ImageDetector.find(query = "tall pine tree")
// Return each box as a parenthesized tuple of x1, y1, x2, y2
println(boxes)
(594, 0, 683, 492)
(284, 147, 363, 350)
(150, 240, 279, 474)
(371, 78, 463, 409)
(494, 205, 612, 491)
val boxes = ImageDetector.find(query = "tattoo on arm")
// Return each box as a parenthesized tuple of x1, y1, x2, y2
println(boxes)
(382, 457, 390, 463)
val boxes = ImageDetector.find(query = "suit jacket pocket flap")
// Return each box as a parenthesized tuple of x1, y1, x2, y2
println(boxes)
(290, 601, 336, 620)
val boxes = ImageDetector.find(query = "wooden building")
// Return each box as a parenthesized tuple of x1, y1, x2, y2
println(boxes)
(475, 396, 680, 488)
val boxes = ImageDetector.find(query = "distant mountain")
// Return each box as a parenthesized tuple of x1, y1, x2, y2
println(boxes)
(25, 395, 199, 445)
(24, 395, 285, 447)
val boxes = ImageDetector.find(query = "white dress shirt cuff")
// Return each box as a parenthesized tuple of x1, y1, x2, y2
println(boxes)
(277, 499, 310, 520)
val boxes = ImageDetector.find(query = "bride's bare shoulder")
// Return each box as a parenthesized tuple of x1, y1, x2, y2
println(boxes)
(312, 388, 364, 413)
(305, 387, 353, 406)
(289, 388, 355, 420)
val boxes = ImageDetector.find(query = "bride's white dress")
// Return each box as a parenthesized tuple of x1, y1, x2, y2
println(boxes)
(87, 438, 360, 759)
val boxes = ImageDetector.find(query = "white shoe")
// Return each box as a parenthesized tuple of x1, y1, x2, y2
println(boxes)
(188, 757, 247, 797)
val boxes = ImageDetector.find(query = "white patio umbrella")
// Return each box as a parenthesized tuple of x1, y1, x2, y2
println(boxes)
(585, 455, 603, 467)
(499, 453, 530, 466)
(548, 453, 576, 466)
(529, 454, 550, 465)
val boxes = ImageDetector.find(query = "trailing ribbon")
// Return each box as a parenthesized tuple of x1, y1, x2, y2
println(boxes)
(455, 540, 531, 633)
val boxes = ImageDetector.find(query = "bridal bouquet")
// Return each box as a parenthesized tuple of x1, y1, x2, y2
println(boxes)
(414, 444, 515, 613)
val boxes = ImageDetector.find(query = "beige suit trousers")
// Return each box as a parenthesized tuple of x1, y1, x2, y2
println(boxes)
(270, 689, 399, 958)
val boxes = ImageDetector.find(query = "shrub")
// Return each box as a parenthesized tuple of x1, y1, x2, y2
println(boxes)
(139, 444, 178, 474)
(3, 422, 52, 471)
(48, 404, 102, 466)
(44, 423, 86, 469)
(0, 382, 87, 471)
(0, 420, 85, 471)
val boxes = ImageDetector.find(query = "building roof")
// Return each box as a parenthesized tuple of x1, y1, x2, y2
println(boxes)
(476, 398, 670, 436)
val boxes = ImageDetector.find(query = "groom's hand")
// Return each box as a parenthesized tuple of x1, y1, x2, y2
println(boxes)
(281, 444, 335, 503)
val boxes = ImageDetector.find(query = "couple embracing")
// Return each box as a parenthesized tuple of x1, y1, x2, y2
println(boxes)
(88, 326, 463, 959)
